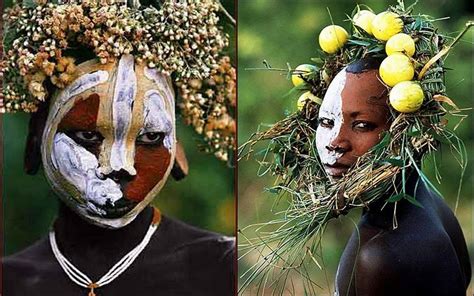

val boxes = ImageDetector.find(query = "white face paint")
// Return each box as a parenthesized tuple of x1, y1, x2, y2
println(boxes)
(316, 68, 346, 166)
(54, 70, 109, 108)
(109, 54, 137, 176)
(42, 55, 176, 228)
(142, 90, 174, 150)
(52, 133, 123, 215)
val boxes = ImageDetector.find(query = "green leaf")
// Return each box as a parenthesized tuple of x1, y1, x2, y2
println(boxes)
(382, 156, 404, 167)
(429, 130, 451, 144)
(310, 57, 325, 67)
(407, 125, 421, 136)
(370, 132, 391, 152)
(274, 153, 281, 166)
(265, 187, 281, 194)
(367, 45, 385, 54)
(2, 20, 19, 52)
(387, 193, 404, 203)
(404, 194, 424, 208)
(348, 39, 371, 46)
(22, 0, 37, 8)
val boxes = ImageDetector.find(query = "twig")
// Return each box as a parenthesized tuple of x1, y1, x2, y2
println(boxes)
(217, 0, 235, 26)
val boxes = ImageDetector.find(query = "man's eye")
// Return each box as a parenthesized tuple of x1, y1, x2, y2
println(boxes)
(353, 121, 376, 131)
(72, 131, 103, 143)
(318, 118, 334, 128)
(137, 132, 164, 145)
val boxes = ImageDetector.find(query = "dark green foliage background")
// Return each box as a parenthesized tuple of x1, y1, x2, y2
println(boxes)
(238, 0, 473, 294)
(2, 0, 236, 255)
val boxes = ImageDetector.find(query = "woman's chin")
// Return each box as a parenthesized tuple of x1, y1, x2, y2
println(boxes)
(324, 165, 349, 181)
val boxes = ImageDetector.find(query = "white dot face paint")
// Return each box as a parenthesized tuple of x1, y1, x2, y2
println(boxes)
(316, 68, 346, 167)
(42, 56, 176, 228)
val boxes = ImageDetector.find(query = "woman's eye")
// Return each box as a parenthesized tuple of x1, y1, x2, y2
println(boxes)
(137, 132, 164, 145)
(72, 131, 103, 143)
(353, 121, 376, 131)
(318, 118, 334, 128)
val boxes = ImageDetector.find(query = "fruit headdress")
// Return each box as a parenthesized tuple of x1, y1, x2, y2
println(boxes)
(239, 1, 471, 293)
(1, 0, 236, 163)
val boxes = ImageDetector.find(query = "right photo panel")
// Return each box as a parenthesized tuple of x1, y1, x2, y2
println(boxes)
(238, 0, 473, 295)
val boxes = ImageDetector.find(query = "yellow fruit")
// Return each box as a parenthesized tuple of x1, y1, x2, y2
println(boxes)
(292, 64, 317, 87)
(371, 11, 403, 41)
(389, 81, 424, 113)
(379, 53, 414, 87)
(297, 91, 322, 111)
(318, 25, 349, 54)
(353, 10, 376, 35)
(386, 33, 415, 57)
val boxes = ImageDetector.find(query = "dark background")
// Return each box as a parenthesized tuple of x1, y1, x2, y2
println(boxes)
(238, 0, 473, 294)
(2, 0, 236, 255)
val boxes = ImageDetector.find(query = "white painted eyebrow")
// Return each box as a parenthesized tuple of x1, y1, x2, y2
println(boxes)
(58, 70, 109, 104)
(144, 67, 175, 107)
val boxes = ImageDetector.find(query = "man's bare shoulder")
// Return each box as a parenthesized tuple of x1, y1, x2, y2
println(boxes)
(2, 237, 62, 296)
(3, 237, 54, 268)
(354, 220, 466, 296)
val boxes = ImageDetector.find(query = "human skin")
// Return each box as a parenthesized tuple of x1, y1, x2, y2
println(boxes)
(2, 204, 235, 296)
(316, 68, 390, 180)
(41, 54, 176, 228)
(317, 66, 471, 295)
(2, 56, 235, 296)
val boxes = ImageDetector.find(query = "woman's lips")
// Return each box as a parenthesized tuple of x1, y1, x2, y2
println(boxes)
(323, 163, 351, 177)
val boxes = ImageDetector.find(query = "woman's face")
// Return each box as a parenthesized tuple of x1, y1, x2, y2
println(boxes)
(316, 68, 390, 180)
(42, 55, 176, 228)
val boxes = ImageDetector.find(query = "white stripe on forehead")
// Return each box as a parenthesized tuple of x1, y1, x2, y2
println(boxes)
(110, 54, 137, 174)
(143, 90, 174, 150)
(144, 67, 175, 107)
(316, 68, 346, 165)
(57, 71, 109, 104)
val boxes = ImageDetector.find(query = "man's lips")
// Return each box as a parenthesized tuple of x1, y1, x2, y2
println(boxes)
(323, 162, 351, 177)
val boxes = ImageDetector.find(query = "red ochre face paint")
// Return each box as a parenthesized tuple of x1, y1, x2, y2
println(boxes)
(125, 145, 171, 202)
(58, 94, 100, 131)
(57, 93, 172, 202)
(57, 93, 102, 156)
(42, 56, 176, 228)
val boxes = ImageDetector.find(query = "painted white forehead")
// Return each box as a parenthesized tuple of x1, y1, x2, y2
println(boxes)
(320, 67, 347, 115)
(55, 55, 174, 107)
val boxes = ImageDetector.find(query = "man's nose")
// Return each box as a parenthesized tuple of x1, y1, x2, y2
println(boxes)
(109, 144, 137, 176)
(97, 142, 137, 177)
(104, 169, 134, 183)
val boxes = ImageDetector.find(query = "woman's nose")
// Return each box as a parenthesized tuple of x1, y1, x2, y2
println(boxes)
(326, 128, 351, 153)
(326, 143, 347, 153)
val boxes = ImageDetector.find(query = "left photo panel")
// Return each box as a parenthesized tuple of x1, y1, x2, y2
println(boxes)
(1, 0, 236, 295)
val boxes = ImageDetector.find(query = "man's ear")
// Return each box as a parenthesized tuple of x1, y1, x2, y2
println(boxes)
(24, 102, 49, 175)
(171, 140, 188, 181)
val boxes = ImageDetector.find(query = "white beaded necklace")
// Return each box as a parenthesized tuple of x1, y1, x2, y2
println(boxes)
(49, 208, 161, 296)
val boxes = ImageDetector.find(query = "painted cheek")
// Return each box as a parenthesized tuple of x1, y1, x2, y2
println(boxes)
(124, 145, 171, 202)
(317, 70, 345, 164)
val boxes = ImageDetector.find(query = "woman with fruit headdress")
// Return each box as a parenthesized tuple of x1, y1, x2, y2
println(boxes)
(1, 0, 236, 295)
(239, 1, 471, 295)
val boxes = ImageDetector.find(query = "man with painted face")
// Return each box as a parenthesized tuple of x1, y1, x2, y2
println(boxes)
(315, 58, 470, 296)
(3, 55, 235, 295)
